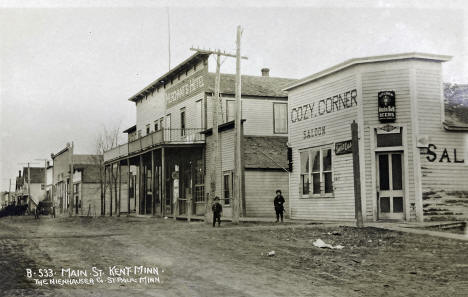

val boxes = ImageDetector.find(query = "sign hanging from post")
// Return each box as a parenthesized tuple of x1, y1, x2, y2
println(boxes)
(378, 91, 396, 122)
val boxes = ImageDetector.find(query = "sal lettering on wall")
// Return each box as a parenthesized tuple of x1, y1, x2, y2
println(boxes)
(426, 144, 465, 163)
(291, 89, 358, 123)
(378, 91, 396, 123)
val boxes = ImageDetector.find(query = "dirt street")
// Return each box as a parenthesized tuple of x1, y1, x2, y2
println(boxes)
(0, 216, 467, 297)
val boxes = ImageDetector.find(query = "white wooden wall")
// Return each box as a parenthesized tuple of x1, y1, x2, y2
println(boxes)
(414, 61, 468, 221)
(360, 62, 416, 221)
(288, 68, 359, 221)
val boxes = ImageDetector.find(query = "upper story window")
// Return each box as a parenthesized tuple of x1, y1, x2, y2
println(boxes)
(300, 146, 333, 197)
(154, 121, 159, 132)
(137, 130, 142, 138)
(146, 124, 151, 135)
(159, 118, 164, 130)
(273, 103, 288, 134)
(180, 108, 186, 136)
(226, 100, 235, 122)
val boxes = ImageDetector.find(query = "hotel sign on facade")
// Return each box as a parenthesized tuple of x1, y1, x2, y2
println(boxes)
(166, 69, 206, 108)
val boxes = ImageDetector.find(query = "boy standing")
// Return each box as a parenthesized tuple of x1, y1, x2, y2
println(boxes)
(212, 196, 223, 227)
(274, 189, 285, 223)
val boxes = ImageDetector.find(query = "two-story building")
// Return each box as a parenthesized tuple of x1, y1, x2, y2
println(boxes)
(52, 144, 104, 216)
(285, 52, 468, 222)
(15, 167, 46, 211)
(104, 52, 295, 218)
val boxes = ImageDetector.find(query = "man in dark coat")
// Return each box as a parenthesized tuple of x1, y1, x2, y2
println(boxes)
(212, 196, 223, 227)
(274, 189, 285, 223)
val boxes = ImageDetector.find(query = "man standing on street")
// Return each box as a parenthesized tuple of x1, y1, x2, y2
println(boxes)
(274, 189, 285, 223)
(212, 196, 222, 227)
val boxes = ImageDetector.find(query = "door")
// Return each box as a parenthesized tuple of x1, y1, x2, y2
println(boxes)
(377, 152, 404, 220)
(164, 114, 171, 141)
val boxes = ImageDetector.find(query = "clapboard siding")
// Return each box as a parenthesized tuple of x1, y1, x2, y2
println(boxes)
(288, 68, 358, 221)
(245, 170, 289, 217)
(136, 60, 206, 135)
(415, 63, 468, 220)
(206, 95, 287, 136)
(241, 98, 287, 136)
(361, 65, 416, 221)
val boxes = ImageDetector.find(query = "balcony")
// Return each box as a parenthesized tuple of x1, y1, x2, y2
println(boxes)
(104, 128, 205, 162)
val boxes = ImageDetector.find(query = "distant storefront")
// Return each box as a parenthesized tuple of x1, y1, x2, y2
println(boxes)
(285, 53, 468, 222)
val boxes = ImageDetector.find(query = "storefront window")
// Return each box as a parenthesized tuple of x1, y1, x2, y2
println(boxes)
(300, 147, 333, 197)
(300, 151, 310, 195)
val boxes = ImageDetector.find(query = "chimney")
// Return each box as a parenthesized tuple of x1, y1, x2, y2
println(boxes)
(261, 68, 270, 77)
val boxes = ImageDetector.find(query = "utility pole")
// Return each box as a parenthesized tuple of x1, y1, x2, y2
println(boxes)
(68, 142, 74, 216)
(233, 25, 243, 224)
(8, 178, 11, 205)
(27, 162, 31, 212)
(190, 44, 247, 224)
(351, 121, 364, 227)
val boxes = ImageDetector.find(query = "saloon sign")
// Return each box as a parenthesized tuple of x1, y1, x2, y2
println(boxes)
(378, 91, 396, 122)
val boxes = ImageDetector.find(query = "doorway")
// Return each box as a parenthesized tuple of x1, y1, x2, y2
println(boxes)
(376, 152, 404, 220)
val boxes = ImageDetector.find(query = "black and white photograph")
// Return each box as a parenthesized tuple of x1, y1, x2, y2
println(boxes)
(1, 0, 467, 296)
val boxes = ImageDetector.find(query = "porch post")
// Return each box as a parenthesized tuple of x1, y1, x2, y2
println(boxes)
(127, 158, 130, 216)
(109, 163, 113, 217)
(118, 162, 121, 217)
(139, 154, 143, 215)
(161, 148, 166, 217)
(152, 150, 156, 216)
(188, 160, 193, 223)
(103, 165, 106, 215)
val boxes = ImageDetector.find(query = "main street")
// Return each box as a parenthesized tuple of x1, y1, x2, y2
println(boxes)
(0, 216, 467, 297)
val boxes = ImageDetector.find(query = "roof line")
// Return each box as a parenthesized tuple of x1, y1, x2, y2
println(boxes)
(128, 52, 210, 102)
(284, 52, 452, 91)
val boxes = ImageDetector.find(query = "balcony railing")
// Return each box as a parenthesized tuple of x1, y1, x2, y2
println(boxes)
(104, 128, 205, 162)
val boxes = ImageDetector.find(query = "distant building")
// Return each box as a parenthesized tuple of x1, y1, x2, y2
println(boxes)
(15, 167, 46, 211)
(52, 145, 104, 216)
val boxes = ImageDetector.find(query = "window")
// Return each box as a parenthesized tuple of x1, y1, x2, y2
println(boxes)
(73, 184, 79, 194)
(226, 100, 235, 122)
(154, 121, 159, 132)
(223, 172, 233, 206)
(300, 147, 333, 197)
(160, 118, 164, 130)
(137, 130, 142, 138)
(146, 124, 151, 135)
(300, 151, 309, 195)
(180, 108, 186, 136)
(273, 103, 288, 134)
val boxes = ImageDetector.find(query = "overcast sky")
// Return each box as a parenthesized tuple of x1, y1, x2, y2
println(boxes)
(1, 0, 467, 191)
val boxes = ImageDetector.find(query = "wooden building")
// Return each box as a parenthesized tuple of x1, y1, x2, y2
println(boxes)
(15, 167, 45, 211)
(285, 53, 468, 222)
(52, 145, 104, 216)
(103, 52, 294, 218)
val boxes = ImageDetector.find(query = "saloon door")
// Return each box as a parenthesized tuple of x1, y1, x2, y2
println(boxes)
(376, 152, 404, 220)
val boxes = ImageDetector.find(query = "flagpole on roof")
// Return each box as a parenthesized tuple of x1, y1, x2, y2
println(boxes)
(167, 7, 171, 71)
